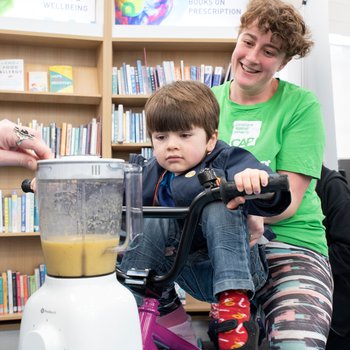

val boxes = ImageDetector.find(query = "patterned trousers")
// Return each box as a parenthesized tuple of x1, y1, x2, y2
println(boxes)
(257, 241, 333, 350)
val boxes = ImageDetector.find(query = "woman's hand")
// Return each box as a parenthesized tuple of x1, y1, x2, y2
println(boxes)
(247, 215, 264, 247)
(0, 119, 53, 170)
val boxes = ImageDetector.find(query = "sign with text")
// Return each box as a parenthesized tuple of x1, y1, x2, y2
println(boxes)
(115, 0, 248, 27)
(0, 0, 96, 24)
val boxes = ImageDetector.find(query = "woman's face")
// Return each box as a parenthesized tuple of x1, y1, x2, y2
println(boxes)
(232, 23, 288, 94)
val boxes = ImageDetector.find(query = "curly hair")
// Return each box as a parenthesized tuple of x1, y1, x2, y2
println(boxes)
(239, 0, 313, 59)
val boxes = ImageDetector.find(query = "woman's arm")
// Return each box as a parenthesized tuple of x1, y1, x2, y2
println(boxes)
(264, 170, 311, 224)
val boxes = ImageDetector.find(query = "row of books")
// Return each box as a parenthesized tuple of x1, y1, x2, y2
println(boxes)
(0, 265, 46, 315)
(112, 60, 232, 96)
(0, 59, 74, 93)
(140, 147, 153, 160)
(0, 191, 37, 234)
(111, 104, 151, 145)
(18, 118, 101, 158)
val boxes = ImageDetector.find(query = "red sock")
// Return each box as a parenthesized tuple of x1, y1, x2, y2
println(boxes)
(218, 290, 250, 349)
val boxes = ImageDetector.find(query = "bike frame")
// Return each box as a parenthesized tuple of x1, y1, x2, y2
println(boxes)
(139, 297, 200, 350)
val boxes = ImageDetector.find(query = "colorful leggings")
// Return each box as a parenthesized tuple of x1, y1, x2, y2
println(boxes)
(257, 241, 333, 349)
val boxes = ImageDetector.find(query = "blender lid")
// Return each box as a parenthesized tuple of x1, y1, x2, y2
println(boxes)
(37, 156, 126, 180)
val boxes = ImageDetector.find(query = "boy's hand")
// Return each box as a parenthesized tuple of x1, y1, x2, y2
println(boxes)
(226, 168, 269, 210)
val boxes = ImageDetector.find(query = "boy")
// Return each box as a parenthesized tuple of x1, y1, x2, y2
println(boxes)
(120, 81, 290, 349)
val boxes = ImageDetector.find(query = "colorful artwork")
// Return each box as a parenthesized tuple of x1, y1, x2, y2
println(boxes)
(115, 0, 173, 25)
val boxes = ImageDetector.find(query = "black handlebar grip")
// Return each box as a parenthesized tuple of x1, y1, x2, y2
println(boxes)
(21, 178, 34, 193)
(220, 174, 289, 204)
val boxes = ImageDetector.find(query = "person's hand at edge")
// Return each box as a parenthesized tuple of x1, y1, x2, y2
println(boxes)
(0, 119, 53, 171)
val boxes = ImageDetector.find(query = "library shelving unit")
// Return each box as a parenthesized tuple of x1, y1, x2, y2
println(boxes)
(0, 0, 236, 324)
(0, 1, 108, 326)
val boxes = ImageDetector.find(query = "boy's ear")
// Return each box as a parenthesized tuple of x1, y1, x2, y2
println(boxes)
(207, 130, 218, 153)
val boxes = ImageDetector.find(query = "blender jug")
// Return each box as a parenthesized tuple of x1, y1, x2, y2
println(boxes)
(36, 157, 141, 278)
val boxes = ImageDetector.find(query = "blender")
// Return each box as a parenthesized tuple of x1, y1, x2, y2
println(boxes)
(18, 157, 143, 350)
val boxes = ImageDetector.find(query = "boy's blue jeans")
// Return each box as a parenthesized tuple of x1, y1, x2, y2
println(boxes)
(120, 202, 268, 305)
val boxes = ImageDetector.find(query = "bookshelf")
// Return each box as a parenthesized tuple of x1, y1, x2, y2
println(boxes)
(0, 0, 236, 323)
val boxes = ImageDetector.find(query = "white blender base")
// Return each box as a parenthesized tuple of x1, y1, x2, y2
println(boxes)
(18, 274, 142, 350)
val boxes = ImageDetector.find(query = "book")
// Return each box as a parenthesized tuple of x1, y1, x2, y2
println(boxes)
(21, 194, 26, 232)
(7, 270, 13, 314)
(27, 71, 48, 92)
(0, 59, 24, 91)
(0, 276, 3, 314)
(0, 190, 3, 233)
(49, 65, 74, 93)
(2, 272, 7, 314)
(112, 66, 118, 95)
(203, 65, 213, 88)
(60, 122, 67, 156)
(212, 66, 224, 87)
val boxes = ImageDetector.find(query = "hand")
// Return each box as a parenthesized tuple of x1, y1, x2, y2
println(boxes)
(0, 119, 53, 170)
(247, 215, 264, 247)
(226, 168, 269, 210)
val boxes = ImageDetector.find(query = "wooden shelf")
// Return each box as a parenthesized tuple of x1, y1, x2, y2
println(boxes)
(0, 30, 102, 49)
(0, 91, 101, 105)
(112, 38, 236, 52)
(112, 143, 151, 150)
(0, 233, 39, 238)
(0, 313, 22, 322)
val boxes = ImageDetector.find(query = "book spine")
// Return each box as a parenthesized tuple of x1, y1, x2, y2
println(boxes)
(0, 190, 3, 233)
(7, 270, 13, 314)
(136, 59, 144, 94)
(23, 275, 28, 306)
(39, 264, 46, 286)
(21, 194, 26, 232)
(12, 272, 17, 313)
(0, 276, 3, 314)
(16, 272, 21, 313)
(4, 197, 9, 233)
(55, 126, 61, 159)
(190, 66, 197, 81)
(19, 275, 24, 312)
(34, 196, 39, 232)
(117, 104, 124, 143)
(112, 66, 118, 95)
(2, 272, 7, 314)
(11, 191, 18, 233)
(60, 122, 67, 157)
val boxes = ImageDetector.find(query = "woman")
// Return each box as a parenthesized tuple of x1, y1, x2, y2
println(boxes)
(212, 0, 333, 348)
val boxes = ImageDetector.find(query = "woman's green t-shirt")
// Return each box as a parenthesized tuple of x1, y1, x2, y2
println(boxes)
(212, 80, 327, 256)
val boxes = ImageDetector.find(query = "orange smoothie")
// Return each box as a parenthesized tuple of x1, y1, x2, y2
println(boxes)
(41, 234, 119, 277)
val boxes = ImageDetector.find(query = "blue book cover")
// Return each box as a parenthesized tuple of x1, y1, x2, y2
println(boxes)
(34, 196, 39, 232)
(190, 66, 197, 81)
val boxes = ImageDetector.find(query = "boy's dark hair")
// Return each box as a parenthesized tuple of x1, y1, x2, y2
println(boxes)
(145, 80, 219, 141)
(240, 0, 313, 59)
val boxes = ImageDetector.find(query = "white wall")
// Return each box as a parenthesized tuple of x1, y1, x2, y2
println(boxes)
(280, 0, 338, 169)
(329, 0, 350, 161)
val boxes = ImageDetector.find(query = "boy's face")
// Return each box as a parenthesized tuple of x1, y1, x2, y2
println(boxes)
(152, 127, 217, 175)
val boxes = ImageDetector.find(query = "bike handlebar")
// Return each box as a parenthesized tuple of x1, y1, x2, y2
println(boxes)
(118, 172, 290, 291)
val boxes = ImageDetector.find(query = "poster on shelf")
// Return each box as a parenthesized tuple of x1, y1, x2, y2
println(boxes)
(0, 59, 24, 92)
(114, 0, 247, 27)
(0, 0, 96, 24)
